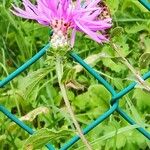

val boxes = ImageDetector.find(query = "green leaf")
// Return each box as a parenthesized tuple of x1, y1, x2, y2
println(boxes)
(73, 84, 111, 112)
(111, 26, 124, 38)
(17, 68, 49, 101)
(116, 134, 126, 149)
(106, 0, 119, 14)
(125, 24, 149, 34)
(20, 106, 50, 122)
(61, 68, 76, 83)
(133, 89, 150, 111)
(102, 59, 123, 73)
(139, 52, 150, 68)
(0, 135, 6, 141)
(23, 129, 73, 150)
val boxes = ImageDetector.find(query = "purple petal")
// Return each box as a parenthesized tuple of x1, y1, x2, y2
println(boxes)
(71, 28, 77, 47)
(74, 19, 108, 43)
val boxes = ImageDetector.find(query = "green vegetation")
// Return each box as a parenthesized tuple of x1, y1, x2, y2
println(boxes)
(0, 0, 150, 149)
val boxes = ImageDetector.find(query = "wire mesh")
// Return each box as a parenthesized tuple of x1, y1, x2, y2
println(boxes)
(0, 0, 150, 149)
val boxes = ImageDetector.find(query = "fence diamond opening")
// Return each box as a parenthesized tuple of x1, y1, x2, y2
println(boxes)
(0, 0, 150, 149)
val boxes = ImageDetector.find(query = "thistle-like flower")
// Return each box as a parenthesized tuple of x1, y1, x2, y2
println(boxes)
(12, 0, 112, 48)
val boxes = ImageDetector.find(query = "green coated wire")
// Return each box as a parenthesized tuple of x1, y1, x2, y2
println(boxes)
(0, 44, 54, 150)
(0, 105, 34, 134)
(139, 0, 150, 10)
(0, 105, 55, 150)
(117, 107, 150, 139)
(0, 43, 50, 88)
(111, 71, 150, 104)
(70, 52, 116, 96)
(60, 103, 118, 150)
(0, 47, 150, 150)
(69, 51, 150, 140)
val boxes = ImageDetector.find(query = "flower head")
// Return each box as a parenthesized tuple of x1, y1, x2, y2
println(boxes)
(12, 0, 112, 48)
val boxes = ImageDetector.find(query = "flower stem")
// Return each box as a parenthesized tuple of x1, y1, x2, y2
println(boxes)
(111, 43, 150, 92)
(55, 56, 92, 150)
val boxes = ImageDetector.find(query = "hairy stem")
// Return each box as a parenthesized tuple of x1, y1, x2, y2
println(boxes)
(55, 56, 92, 150)
(111, 43, 150, 92)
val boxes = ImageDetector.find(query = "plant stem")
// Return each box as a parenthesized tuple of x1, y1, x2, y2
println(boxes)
(55, 56, 92, 150)
(111, 43, 150, 92)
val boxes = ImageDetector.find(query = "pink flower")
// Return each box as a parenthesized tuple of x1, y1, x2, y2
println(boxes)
(11, 0, 112, 47)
